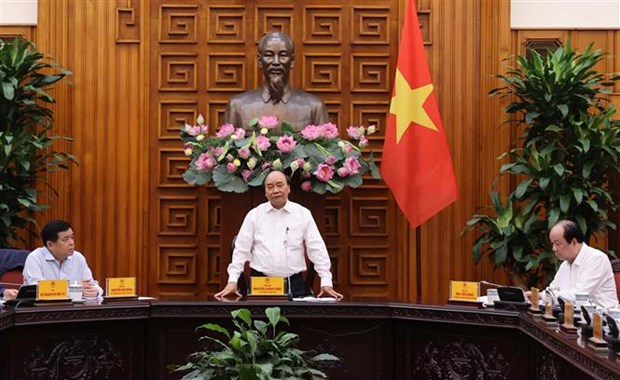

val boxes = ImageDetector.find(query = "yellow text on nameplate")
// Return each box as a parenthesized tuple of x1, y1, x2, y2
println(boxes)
(449, 280, 480, 302)
(37, 279, 69, 300)
(250, 277, 285, 295)
(106, 277, 137, 297)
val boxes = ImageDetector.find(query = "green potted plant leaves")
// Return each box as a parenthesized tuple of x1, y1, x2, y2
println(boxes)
(170, 306, 341, 379)
(0, 37, 74, 247)
(464, 41, 620, 288)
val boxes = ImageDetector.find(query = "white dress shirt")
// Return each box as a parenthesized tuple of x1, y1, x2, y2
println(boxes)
(226, 200, 333, 287)
(22, 247, 103, 295)
(549, 243, 618, 309)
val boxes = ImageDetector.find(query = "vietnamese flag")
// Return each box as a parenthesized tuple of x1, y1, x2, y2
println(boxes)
(381, 0, 457, 228)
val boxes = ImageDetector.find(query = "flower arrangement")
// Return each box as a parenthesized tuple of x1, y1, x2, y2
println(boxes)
(181, 114, 380, 194)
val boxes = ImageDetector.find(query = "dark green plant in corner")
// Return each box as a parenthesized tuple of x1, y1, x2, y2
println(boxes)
(0, 37, 74, 247)
(464, 42, 620, 288)
(170, 306, 340, 379)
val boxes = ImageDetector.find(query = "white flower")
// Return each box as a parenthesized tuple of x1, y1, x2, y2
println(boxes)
(367, 125, 376, 135)
(196, 114, 205, 125)
(273, 158, 282, 170)
(247, 157, 257, 170)
(337, 141, 345, 148)
(261, 127, 268, 135)
(196, 134, 204, 141)
(303, 161, 312, 172)
(233, 159, 241, 167)
(290, 160, 299, 171)
(184, 148, 193, 156)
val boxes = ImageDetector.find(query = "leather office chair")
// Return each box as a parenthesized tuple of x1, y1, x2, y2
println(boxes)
(0, 249, 30, 291)
(611, 259, 620, 301)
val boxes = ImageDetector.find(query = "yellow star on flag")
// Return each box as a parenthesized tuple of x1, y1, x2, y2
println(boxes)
(389, 68, 437, 143)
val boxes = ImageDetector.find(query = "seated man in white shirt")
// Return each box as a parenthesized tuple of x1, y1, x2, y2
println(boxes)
(546, 220, 618, 309)
(215, 170, 343, 300)
(22, 220, 102, 298)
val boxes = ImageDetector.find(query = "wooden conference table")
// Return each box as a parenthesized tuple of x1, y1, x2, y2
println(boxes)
(0, 300, 618, 379)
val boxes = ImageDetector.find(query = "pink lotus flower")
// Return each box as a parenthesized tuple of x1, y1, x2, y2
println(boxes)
(238, 147, 250, 159)
(325, 155, 337, 165)
(347, 126, 361, 140)
(261, 162, 272, 170)
(256, 135, 271, 151)
(321, 122, 339, 139)
(344, 156, 361, 175)
(216, 123, 235, 138)
(258, 115, 280, 129)
(337, 167, 349, 177)
(301, 125, 322, 140)
(194, 153, 216, 171)
(343, 144, 354, 153)
(359, 135, 369, 148)
(226, 162, 236, 173)
(242, 169, 253, 182)
(276, 135, 297, 153)
(314, 163, 334, 182)
(184, 124, 208, 136)
(301, 181, 312, 192)
(234, 128, 246, 140)
(214, 147, 224, 157)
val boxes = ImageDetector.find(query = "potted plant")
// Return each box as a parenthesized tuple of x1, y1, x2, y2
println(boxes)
(170, 306, 341, 379)
(0, 37, 74, 247)
(464, 41, 620, 288)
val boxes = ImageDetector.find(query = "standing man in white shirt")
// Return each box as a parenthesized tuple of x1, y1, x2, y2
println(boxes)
(22, 220, 102, 297)
(215, 170, 343, 300)
(547, 220, 618, 309)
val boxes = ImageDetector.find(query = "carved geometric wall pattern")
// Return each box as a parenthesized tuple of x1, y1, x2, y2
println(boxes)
(351, 101, 389, 151)
(303, 6, 343, 44)
(158, 100, 198, 140)
(351, 54, 390, 93)
(158, 244, 197, 284)
(207, 53, 246, 91)
(351, 7, 390, 45)
(350, 197, 388, 236)
(325, 205, 340, 237)
(208, 100, 229, 128)
(324, 101, 342, 129)
(158, 149, 191, 188)
(349, 245, 388, 285)
(159, 53, 198, 92)
(158, 196, 197, 236)
(256, 6, 294, 37)
(149, 0, 400, 300)
(302, 54, 341, 92)
(206, 244, 221, 285)
(159, 5, 198, 44)
(207, 6, 246, 44)
(205, 196, 221, 236)
(116, 7, 140, 43)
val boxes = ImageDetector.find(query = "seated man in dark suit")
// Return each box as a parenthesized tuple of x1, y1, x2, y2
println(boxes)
(0, 249, 30, 300)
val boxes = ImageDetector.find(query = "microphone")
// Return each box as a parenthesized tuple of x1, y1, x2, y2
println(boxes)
(480, 280, 504, 288)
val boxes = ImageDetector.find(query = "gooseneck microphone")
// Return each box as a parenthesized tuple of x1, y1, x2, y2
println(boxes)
(480, 280, 504, 288)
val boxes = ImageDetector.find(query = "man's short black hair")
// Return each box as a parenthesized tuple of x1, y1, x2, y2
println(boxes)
(41, 220, 72, 246)
(559, 220, 585, 244)
(258, 31, 295, 55)
(264, 170, 290, 186)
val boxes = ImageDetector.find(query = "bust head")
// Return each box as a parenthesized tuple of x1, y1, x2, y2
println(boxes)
(257, 32, 295, 103)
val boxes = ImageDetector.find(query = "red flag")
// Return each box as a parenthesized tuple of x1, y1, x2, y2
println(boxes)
(381, 0, 457, 228)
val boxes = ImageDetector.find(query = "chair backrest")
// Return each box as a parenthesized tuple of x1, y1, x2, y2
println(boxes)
(0, 249, 30, 289)
(611, 259, 620, 302)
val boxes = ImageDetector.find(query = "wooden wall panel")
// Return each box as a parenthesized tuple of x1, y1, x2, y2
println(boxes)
(14, 0, 148, 293)
(6, 0, 618, 304)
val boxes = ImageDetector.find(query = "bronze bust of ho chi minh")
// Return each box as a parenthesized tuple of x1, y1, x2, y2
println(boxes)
(223, 31, 329, 131)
